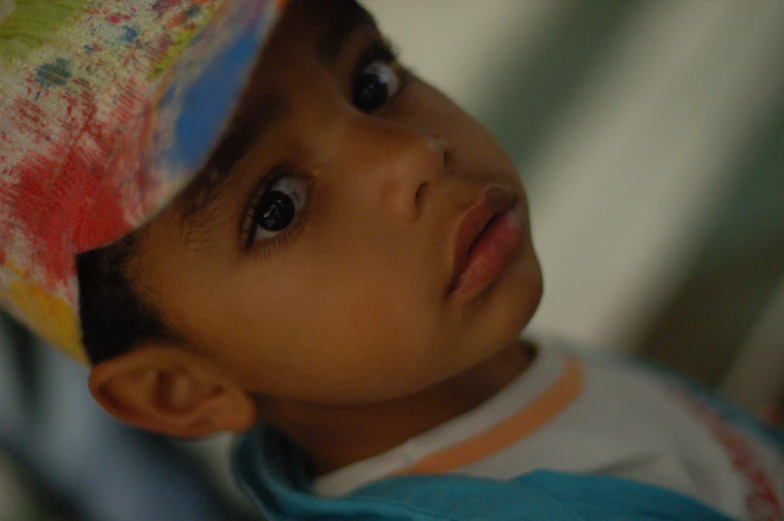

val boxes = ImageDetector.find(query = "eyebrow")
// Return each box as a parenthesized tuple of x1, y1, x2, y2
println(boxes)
(180, 0, 378, 222)
(317, 0, 377, 69)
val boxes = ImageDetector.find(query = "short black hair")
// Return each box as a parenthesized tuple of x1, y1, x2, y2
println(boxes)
(76, 233, 175, 365)
(76, 115, 255, 365)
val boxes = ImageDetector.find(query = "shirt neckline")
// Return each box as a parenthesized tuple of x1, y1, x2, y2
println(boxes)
(314, 340, 583, 496)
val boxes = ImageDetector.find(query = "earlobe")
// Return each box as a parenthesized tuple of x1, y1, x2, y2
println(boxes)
(88, 347, 258, 437)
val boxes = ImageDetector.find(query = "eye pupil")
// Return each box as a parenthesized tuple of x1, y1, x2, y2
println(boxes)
(353, 73, 390, 112)
(258, 190, 295, 232)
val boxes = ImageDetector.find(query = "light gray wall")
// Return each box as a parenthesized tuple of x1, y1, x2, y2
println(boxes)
(367, 0, 784, 400)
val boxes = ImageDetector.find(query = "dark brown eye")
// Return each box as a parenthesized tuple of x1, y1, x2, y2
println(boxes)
(352, 61, 401, 113)
(256, 191, 295, 232)
(250, 177, 307, 243)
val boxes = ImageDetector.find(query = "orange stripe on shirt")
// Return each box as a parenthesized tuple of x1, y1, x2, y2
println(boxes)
(396, 355, 584, 476)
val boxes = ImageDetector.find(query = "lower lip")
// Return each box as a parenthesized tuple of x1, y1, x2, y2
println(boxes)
(451, 208, 524, 298)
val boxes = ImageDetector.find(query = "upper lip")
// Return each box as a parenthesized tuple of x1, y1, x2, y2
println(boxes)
(450, 186, 517, 289)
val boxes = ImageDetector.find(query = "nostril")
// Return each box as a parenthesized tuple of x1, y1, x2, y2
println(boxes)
(415, 182, 430, 205)
(441, 143, 456, 173)
(424, 135, 454, 169)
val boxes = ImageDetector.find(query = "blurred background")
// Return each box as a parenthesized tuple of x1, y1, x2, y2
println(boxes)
(1, 0, 783, 519)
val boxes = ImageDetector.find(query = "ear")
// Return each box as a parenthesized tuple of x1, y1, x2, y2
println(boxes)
(89, 345, 258, 437)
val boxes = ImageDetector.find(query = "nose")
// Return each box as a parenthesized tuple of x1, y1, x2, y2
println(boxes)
(368, 128, 455, 223)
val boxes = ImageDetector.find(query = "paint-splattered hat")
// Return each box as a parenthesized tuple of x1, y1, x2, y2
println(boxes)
(0, 0, 287, 362)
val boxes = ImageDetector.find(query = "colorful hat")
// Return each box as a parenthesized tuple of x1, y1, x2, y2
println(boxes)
(0, 0, 288, 362)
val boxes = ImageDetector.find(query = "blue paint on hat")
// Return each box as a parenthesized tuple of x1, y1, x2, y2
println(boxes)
(172, 21, 263, 176)
(120, 25, 139, 43)
(35, 58, 72, 88)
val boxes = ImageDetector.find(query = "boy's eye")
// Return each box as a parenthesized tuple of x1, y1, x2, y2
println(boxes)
(250, 176, 308, 244)
(352, 60, 401, 113)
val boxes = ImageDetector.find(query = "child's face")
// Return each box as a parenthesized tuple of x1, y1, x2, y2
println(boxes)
(133, 0, 542, 405)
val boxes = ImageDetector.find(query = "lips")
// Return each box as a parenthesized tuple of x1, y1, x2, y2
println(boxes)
(450, 187, 523, 297)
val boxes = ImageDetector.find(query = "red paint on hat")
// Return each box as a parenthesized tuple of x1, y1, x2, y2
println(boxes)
(1, 70, 146, 292)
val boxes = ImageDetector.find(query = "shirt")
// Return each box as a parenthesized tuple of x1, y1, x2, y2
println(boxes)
(234, 336, 784, 521)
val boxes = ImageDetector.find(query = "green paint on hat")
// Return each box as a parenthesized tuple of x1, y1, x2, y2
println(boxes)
(0, 0, 90, 62)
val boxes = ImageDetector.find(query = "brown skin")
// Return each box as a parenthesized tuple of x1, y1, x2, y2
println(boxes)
(89, 0, 543, 474)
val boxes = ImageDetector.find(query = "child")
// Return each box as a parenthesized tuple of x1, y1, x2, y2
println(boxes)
(1, 1, 782, 520)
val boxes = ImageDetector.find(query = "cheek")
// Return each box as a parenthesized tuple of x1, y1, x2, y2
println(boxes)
(191, 249, 449, 402)
(281, 263, 448, 399)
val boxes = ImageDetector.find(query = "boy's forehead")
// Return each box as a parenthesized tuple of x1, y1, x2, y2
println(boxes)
(182, 0, 378, 218)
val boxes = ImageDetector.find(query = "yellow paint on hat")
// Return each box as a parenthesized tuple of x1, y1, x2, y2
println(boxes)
(0, 257, 85, 363)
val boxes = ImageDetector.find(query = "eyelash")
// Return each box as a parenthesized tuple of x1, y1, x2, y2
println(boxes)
(353, 37, 401, 79)
(241, 164, 311, 253)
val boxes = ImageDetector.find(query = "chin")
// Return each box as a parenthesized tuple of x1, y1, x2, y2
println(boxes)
(477, 241, 543, 348)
